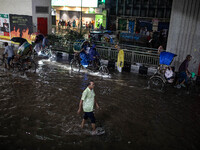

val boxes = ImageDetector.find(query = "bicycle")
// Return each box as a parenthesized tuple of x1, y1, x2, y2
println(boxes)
(175, 73, 200, 94)
(148, 52, 177, 91)
(70, 52, 109, 75)
(12, 56, 37, 74)
(148, 65, 168, 90)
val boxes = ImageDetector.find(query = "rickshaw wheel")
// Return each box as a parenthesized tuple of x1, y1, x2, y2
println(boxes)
(99, 65, 109, 75)
(71, 59, 81, 72)
(148, 76, 165, 91)
(29, 59, 37, 73)
(0, 58, 4, 66)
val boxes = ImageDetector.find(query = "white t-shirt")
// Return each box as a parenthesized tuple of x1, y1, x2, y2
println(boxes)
(86, 47, 90, 54)
(4, 46, 15, 57)
(165, 68, 173, 79)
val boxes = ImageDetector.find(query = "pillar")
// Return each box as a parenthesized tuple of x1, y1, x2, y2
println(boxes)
(167, 0, 200, 74)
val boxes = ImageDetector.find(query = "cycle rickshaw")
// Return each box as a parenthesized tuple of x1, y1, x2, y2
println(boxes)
(11, 37, 37, 73)
(148, 51, 177, 90)
(70, 40, 109, 75)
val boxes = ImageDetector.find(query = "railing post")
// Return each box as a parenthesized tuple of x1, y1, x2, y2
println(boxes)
(108, 48, 111, 60)
(131, 51, 135, 65)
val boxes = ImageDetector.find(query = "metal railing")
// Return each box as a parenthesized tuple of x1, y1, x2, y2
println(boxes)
(94, 41, 158, 53)
(51, 42, 159, 67)
(51, 43, 74, 53)
(1, 39, 160, 67)
(96, 46, 159, 67)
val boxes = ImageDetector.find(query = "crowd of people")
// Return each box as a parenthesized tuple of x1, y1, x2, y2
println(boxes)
(135, 27, 168, 49)
(58, 19, 95, 29)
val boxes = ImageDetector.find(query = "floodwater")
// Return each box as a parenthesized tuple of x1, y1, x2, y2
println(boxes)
(0, 55, 200, 150)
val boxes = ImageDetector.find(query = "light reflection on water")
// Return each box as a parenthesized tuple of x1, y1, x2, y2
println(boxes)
(0, 57, 200, 150)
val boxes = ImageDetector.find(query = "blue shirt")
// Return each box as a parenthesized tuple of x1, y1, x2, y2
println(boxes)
(89, 48, 99, 61)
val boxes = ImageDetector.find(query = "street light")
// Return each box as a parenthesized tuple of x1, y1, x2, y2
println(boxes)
(80, 0, 82, 34)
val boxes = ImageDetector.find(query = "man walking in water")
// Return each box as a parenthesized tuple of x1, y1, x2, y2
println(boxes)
(3, 42, 15, 69)
(77, 81, 99, 134)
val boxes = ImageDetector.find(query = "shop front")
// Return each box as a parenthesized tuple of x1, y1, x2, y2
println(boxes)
(52, 0, 107, 29)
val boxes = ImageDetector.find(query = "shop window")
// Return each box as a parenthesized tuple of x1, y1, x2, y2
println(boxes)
(36, 6, 49, 14)
(148, 8, 155, 17)
(118, 19, 127, 31)
(149, 0, 157, 5)
(157, 8, 164, 18)
(141, 8, 147, 17)
(126, 9, 131, 16)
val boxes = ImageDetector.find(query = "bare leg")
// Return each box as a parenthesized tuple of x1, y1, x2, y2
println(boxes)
(91, 123, 96, 131)
(81, 119, 85, 128)
(180, 79, 185, 85)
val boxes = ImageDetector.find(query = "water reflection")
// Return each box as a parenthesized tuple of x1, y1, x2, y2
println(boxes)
(0, 57, 199, 150)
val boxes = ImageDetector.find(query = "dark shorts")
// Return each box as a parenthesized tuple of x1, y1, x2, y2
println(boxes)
(7, 56, 14, 65)
(179, 71, 188, 83)
(83, 112, 96, 123)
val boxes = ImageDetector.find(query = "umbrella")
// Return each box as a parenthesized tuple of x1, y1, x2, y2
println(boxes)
(11, 37, 27, 45)
(36, 34, 44, 41)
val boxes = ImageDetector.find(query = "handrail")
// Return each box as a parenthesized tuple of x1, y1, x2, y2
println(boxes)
(96, 47, 159, 67)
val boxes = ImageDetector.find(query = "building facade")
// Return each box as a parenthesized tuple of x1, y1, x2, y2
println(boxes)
(0, 0, 52, 38)
(106, 0, 173, 32)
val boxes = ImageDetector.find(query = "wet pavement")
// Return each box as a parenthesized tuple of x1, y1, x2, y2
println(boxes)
(0, 56, 200, 150)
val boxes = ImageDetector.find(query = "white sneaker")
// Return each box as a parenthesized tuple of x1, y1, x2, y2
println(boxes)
(174, 84, 181, 89)
(180, 83, 186, 88)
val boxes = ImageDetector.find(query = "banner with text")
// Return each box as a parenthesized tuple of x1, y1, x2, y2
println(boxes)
(0, 13, 10, 40)
(10, 14, 33, 43)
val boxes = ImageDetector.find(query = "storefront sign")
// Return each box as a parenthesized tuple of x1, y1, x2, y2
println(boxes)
(118, 19, 127, 31)
(129, 20, 135, 33)
(95, 15, 103, 28)
(95, 8, 102, 14)
(52, 0, 98, 8)
(0, 13, 10, 40)
(10, 14, 33, 43)
(89, 8, 95, 14)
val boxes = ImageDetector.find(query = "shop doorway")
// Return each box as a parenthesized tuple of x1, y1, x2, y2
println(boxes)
(37, 17, 48, 35)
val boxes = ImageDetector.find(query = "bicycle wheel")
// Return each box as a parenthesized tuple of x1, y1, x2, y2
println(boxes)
(15, 63, 23, 72)
(0, 58, 4, 66)
(29, 60, 37, 73)
(99, 65, 109, 75)
(70, 59, 81, 72)
(148, 76, 165, 90)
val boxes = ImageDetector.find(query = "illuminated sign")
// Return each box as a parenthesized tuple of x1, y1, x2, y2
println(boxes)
(52, 0, 98, 7)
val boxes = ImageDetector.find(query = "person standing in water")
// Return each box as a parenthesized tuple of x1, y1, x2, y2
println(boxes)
(3, 42, 15, 69)
(77, 81, 99, 134)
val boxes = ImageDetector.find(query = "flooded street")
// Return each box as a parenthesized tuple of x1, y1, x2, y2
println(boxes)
(0, 57, 200, 150)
